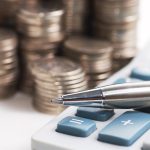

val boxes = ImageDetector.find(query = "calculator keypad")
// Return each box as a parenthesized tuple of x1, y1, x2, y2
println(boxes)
(55, 68, 150, 146)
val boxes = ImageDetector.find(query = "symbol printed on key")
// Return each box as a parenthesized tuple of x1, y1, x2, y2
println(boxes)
(121, 120, 134, 126)
(69, 118, 84, 125)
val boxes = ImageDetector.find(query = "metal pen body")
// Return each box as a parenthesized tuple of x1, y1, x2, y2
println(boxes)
(52, 81, 150, 109)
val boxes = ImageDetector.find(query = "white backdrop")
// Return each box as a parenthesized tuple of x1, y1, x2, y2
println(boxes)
(0, 1, 150, 150)
(137, 0, 150, 49)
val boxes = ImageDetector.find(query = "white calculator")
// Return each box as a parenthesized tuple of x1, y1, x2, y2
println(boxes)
(31, 47, 150, 150)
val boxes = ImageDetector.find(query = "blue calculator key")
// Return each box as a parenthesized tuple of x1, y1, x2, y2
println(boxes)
(130, 67, 150, 80)
(114, 78, 127, 84)
(56, 116, 96, 137)
(76, 107, 114, 121)
(114, 78, 141, 84)
(98, 111, 150, 146)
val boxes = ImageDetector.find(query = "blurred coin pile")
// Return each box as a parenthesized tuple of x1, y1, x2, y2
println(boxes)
(93, 0, 139, 71)
(0, 28, 18, 98)
(30, 57, 88, 113)
(63, 0, 89, 35)
(0, 0, 21, 26)
(16, 0, 65, 94)
(64, 36, 113, 88)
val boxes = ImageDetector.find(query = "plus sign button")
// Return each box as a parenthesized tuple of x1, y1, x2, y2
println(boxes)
(98, 111, 150, 146)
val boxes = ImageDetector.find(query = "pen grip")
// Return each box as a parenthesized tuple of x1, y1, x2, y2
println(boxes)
(63, 88, 104, 101)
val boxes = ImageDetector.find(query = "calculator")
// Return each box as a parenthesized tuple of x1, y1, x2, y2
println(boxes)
(31, 47, 150, 150)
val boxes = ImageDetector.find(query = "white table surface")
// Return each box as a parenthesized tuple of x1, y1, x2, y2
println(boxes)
(0, 93, 55, 150)
(1, 0, 150, 150)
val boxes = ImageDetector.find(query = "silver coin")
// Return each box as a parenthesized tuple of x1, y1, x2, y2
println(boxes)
(64, 36, 113, 55)
(30, 57, 83, 77)
(0, 28, 17, 51)
(17, 0, 64, 26)
(35, 80, 87, 91)
(35, 76, 86, 86)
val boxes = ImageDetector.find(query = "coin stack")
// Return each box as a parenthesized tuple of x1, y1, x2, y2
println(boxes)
(64, 36, 113, 88)
(19, 37, 57, 94)
(30, 57, 88, 114)
(0, 0, 21, 26)
(17, 0, 65, 94)
(93, 0, 139, 71)
(0, 28, 18, 98)
(17, 0, 64, 40)
(63, 0, 89, 36)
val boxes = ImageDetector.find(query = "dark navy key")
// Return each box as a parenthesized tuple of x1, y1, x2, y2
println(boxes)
(98, 111, 150, 146)
(130, 67, 150, 80)
(76, 107, 114, 121)
(56, 116, 96, 137)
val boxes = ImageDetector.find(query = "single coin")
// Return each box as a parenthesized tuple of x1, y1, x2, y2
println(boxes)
(64, 36, 113, 55)
(0, 28, 17, 51)
(18, 0, 64, 25)
(35, 76, 86, 86)
(31, 57, 83, 77)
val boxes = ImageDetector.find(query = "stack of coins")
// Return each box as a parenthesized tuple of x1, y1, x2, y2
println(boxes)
(17, 0, 64, 40)
(0, 28, 18, 98)
(30, 57, 88, 114)
(63, 0, 89, 35)
(17, 0, 65, 94)
(93, 0, 139, 71)
(19, 37, 57, 94)
(0, 0, 21, 26)
(64, 36, 113, 88)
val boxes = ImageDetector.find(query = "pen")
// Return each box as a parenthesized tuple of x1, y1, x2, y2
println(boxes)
(51, 81, 150, 109)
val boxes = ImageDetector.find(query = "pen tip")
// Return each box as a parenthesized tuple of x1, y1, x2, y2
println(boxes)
(51, 97, 63, 104)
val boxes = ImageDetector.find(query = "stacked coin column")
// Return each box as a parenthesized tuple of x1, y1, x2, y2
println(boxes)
(30, 57, 88, 114)
(93, 0, 139, 71)
(16, 0, 65, 94)
(64, 36, 113, 88)
(63, 0, 89, 36)
(0, 28, 18, 98)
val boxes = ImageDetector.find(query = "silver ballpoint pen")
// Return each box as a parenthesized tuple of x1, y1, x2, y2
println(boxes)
(51, 81, 150, 109)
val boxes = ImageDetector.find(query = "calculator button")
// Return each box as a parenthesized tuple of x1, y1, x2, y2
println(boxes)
(114, 78, 141, 84)
(98, 111, 150, 146)
(114, 78, 126, 84)
(56, 116, 96, 137)
(76, 107, 114, 121)
(130, 67, 150, 80)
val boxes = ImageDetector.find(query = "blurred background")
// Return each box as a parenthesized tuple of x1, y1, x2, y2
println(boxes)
(0, 0, 142, 114)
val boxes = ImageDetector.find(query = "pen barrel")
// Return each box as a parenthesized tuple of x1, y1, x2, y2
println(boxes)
(56, 81, 150, 109)
(101, 81, 150, 91)
(103, 87, 150, 109)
